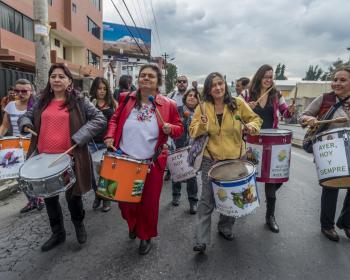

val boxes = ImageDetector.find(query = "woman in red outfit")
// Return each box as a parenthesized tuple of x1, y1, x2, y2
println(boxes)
(104, 64, 183, 255)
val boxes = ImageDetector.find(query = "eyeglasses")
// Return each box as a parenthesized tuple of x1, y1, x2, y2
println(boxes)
(14, 89, 31, 94)
(177, 80, 188, 84)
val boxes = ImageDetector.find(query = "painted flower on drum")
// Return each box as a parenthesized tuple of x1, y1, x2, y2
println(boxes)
(278, 150, 287, 162)
(217, 188, 228, 202)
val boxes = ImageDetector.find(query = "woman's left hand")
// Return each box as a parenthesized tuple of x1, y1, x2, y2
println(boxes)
(243, 124, 256, 135)
(162, 123, 171, 135)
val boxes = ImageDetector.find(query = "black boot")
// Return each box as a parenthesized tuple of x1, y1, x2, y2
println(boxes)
(266, 198, 279, 233)
(139, 239, 152, 255)
(41, 225, 66, 252)
(72, 210, 87, 244)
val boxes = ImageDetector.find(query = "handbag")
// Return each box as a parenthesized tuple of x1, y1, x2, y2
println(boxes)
(302, 96, 350, 153)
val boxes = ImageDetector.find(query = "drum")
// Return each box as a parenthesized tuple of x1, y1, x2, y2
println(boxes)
(0, 136, 30, 180)
(313, 128, 350, 188)
(246, 129, 292, 183)
(18, 153, 76, 198)
(0, 136, 30, 153)
(167, 146, 196, 182)
(91, 148, 106, 180)
(209, 160, 259, 218)
(97, 153, 150, 203)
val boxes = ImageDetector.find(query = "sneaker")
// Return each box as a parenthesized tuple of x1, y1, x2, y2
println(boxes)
(36, 198, 45, 211)
(102, 200, 111, 212)
(20, 202, 36, 214)
(92, 197, 101, 210)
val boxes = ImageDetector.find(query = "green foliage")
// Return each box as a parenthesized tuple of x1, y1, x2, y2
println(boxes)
(303, 65, 323, 81)
(321, 59, 350, 81)
(275, 63, 287, 80)
(165, 63, 177, 94)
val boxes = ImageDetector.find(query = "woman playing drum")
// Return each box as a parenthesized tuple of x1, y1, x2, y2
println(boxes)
(299, 67, 350, 242)
(18, 63, 106, 251)
(190, 72, 262, 253)
(246, 64, 295, 233)
(104, 64, 183, 255)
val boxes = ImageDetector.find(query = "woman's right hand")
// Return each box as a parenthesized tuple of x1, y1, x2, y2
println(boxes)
(200, 115, 208, 124)
(104, 137, 114, 148)
(248, 101, 257, 109)
(304, 117, 318, 127)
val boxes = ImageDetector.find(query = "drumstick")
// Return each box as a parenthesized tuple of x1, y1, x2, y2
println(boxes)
(148, 95, 165, 125)
(234, 115, 249, 130)
(315, 117, 348, 125)
(256, 84, 274, 104)
(292, 85, 298, 105)
(48, 144, 78, 168)
(24, 127, 38, 136)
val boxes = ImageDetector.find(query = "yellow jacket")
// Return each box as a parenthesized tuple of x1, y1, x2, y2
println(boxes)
(189, 98, 262, 161)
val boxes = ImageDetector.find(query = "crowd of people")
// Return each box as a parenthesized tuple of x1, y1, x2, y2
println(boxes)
(1, 62, 350, 257)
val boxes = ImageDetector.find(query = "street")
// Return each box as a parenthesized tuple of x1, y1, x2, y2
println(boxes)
(1, 147, 350, 280)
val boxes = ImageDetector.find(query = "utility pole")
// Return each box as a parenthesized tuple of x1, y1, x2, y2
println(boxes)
(33, 0, 51, 93)
(162, 52, 169, 83)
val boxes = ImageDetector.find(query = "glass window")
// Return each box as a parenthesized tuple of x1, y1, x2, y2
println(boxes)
(47, 0, 53, 6)
(0, 2, 15, 33)
(90, 0, 101, 11)
(72, 3, 77, 13)
(23, 16, 34, 41)
(87, 17, 100, 39)
(14, 11, 23, 36)
(87, 50, 100, 69)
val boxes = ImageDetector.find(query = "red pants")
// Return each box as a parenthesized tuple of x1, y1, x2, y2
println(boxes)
(118, 160, 165, 240)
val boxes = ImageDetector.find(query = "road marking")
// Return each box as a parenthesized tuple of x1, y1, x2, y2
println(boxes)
(291, 149, 313, 162)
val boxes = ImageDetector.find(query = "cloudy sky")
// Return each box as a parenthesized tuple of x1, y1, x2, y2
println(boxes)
(103, 0, 350, 83)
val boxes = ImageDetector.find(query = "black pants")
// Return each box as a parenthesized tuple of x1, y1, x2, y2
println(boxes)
(320, 188, 350, 230)
(265, 183, 282, 217)
(44, 187, 84, 233)
(172, 177, 198, 205)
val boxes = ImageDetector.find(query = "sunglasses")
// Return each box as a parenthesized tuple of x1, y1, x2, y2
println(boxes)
(177, 80, 187, 84)
(14, 89, 31, 94)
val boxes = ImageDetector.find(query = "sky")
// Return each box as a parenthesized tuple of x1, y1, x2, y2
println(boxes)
(103, 0, 350, 83)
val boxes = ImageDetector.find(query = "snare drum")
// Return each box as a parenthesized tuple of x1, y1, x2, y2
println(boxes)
(209, 160, 259, 218)
(167, 146, 196, 182)
(18, 153, 76, 198)
(246, 129, 292, 183)
(97, 153, 149, 203)
(313, 128, 350, 188)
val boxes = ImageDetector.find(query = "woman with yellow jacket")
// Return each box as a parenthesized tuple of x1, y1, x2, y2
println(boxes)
(190, 72, 262, 253)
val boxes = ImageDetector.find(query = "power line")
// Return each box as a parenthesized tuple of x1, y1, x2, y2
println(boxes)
(150, 0, 162, 52)
(109, 0, 147, 56)
(121, 0, 151, 56)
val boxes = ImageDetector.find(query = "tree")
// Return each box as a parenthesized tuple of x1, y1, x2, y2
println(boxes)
(303, 65, 323, 81)
(165, 63, 177, 94)
(275, 63, 287, 80)
(321, 59, 349, 81)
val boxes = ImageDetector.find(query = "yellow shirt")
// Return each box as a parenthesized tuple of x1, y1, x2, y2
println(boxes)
(189, 98, 262, 161)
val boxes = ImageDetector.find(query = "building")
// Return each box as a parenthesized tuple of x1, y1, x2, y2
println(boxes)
(0, 0, 103, 97)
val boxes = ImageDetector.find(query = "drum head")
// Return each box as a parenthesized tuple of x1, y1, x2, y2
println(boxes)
(209, 160, 255, 181)
(92, 149, 106, 164)
(259, 129, 292, 136)
(20, 153, 71, 179)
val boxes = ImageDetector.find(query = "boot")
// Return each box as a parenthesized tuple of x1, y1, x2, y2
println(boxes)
(266, 197, 279, 233)
(41, 225, 66, 252)
(72, 210, 87, 244)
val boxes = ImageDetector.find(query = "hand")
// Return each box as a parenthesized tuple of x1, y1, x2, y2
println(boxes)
(248, 101, 257, 109)
(288, 104, 296, 115)
(200, 115, 208, 124)
(243, 124, 256, 135)
(23, 126, 32, 133)
(104, 137, 114, 148)
(162, 123, 171, 135)
(303, 117, 317, 127)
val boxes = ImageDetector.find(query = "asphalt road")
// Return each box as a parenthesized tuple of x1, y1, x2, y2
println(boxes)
(1, 147, 350, 280)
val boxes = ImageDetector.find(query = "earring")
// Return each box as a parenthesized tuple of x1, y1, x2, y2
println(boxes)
(67, 85, 73, 93)
(50, 88, 53, 93)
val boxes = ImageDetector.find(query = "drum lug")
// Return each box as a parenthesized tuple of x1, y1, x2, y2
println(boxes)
(136, 165, 141, 174)
(112, 161, 116, 169)
(258, 137, 262, 144)
(283, 137, 286, 144)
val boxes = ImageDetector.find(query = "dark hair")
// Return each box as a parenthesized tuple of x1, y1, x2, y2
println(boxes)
(202, 72, 237, 112)
(38, 63, 77, 111)
(135, 64, 163, 109)
(182, 88, 199, 106)
(237, 77, 250, 87)
(249, 64, 278, 103)
(89, 77, 115, 109)
(118, 75, 131, 91)
(8, 86, 15, 92)
(15, 78, 34, 91)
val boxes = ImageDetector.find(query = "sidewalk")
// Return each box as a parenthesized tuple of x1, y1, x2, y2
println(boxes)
(0, 180, 19, 200)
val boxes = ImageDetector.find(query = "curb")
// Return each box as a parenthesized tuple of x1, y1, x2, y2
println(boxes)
(0, 180, 19, 200)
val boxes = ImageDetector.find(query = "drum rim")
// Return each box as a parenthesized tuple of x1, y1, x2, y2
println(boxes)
(208, 159, 256, 182)
(0, 136, 30, 140)
(103, 153, 150, 164)
(19, 164, 74, 181)
(316, 127, 350, 137)
(258, 129, 292, 136)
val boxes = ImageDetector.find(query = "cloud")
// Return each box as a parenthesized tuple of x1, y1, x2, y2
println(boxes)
(104, 0, 350, 82)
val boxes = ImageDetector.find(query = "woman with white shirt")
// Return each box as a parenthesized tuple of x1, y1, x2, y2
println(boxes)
(104, 64, 184, 255)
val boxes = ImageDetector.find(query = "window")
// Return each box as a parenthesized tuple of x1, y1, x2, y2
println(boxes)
(72, 3, 77, 13)
(0, 2, 34, 41)
(87, 50, 100, 69)
(47, 0, 53, 5)
(90, 0, 101, 11)
(87, 17, 100, 39)
(23, 16, 33, 41)
(54, 39, 60, 47)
